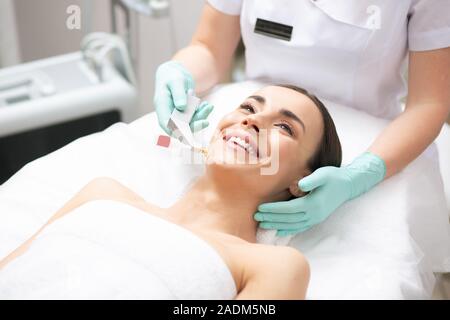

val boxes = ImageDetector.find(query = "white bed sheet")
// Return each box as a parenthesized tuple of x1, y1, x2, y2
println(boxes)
(0, 81, 449, 299)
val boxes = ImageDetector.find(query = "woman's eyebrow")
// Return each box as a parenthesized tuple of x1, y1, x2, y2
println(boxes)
(248, 95, 266, 104)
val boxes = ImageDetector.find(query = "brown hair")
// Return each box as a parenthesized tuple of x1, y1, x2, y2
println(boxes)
(276, 84, 342, 171)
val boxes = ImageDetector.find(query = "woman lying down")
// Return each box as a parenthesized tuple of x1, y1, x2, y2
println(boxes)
(0, 85, 342, 299)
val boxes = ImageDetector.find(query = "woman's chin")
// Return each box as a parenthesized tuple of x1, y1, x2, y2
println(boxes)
(205, 145, 271, 170)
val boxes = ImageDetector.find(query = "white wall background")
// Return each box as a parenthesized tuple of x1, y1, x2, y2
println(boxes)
(2, 0, 204, 118)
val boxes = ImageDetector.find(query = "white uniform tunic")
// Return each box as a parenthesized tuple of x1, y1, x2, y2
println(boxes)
(208, 0, 450, 119)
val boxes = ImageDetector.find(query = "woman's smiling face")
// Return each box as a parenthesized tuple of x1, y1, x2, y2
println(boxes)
(206, 85, 325, 201)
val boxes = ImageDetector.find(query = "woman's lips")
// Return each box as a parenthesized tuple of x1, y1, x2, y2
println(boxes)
(224, 137, 258, 158)
(222, 129, 260, 158)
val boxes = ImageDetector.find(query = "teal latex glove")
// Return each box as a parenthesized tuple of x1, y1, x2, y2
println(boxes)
(154, 61, 214, 135)
(255, 152, 386, 237)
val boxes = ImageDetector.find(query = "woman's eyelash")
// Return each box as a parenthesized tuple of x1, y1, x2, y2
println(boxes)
(276, 123, 294, 135)
(239, 103, 255, 113)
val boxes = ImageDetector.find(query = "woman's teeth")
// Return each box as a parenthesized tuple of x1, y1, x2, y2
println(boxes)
(227, 136, 256, 156)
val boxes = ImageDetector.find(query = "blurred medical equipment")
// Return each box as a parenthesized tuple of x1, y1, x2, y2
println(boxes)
(81, 32, 137, 87)
(0, 33, 138, 184)
(112, 0, 169, 19)
(0, 0, 21, 67)
(110, 0, 170, 61)
(0, 81, 448, 299)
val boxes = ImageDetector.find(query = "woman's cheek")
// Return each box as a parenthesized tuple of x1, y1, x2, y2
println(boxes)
(278, 140, 302, 171)
(277, 140, 292, 163)
(221, 113, 242, 126)
(210, 115, 237, 143)
(269, 132, 290, 158)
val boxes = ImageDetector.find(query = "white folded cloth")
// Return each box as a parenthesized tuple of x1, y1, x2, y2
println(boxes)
(256, 228, 293, 246)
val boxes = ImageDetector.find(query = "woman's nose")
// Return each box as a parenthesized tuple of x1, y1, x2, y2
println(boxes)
(241, 116, 260, 133)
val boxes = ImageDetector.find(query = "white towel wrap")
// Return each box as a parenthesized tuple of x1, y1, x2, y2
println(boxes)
(0, 200, 237, 300)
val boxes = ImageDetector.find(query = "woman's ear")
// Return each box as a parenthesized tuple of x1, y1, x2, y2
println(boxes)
(289, 179, 308, 197)
(289, 170, 311, 198)
(289, 179, 303, 197)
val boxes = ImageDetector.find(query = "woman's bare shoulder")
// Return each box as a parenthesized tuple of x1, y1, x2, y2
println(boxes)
(235, 243, 310, 299)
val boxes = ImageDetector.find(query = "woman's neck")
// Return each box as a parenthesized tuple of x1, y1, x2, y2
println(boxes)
(166, 174, 262, 243)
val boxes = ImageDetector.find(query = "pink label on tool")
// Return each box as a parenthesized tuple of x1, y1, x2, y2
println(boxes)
(156, 135, 171, 148)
